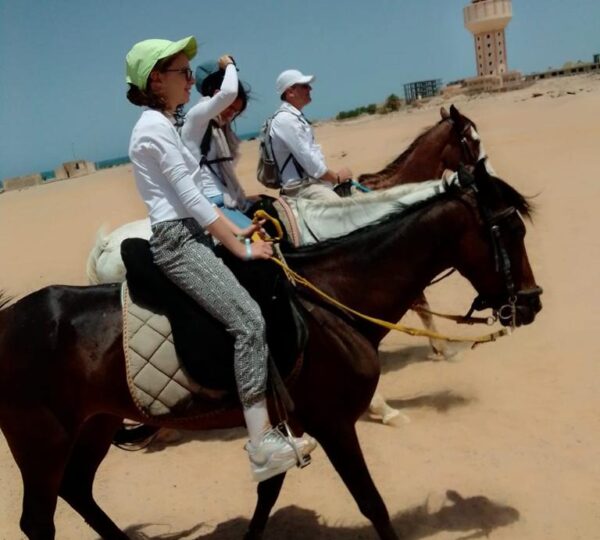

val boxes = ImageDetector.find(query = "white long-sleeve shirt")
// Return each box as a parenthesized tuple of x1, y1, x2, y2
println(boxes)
(269, 102, 328, 188)
(181, 64, 238, 198)
(129, 108, 218, 228)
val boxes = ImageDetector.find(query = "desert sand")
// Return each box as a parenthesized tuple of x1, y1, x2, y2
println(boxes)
(1, 73, 599, 539)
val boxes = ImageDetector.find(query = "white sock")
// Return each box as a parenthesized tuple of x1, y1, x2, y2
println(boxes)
(243, 400, 271, 447)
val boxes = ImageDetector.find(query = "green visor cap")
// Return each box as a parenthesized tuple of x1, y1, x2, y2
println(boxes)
(126, 36, 197, 90)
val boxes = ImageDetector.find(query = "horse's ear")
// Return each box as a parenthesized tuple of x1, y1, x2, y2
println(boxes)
(449, 104, 460, 121)
(440, 107, 450, 120)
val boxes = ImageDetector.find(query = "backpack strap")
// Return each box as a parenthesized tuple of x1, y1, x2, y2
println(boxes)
(269, 110, 306, 179)
(199, 120, 234, 186)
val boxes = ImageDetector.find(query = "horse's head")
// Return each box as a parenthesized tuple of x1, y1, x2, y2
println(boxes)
(439, 105, 497, 176)
(452, 160, 542, 327)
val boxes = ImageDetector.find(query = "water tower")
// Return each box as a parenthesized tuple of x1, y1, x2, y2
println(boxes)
(464, 0, 512, 77)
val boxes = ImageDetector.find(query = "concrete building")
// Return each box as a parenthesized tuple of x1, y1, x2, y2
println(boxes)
(525, 57, 600, 81)
(461, 0, 530, 94)
(2, 173, 43, 192)
(403, 79, 443, 104)
(464, 0, 512, 77)
(54, 160, 96, 180)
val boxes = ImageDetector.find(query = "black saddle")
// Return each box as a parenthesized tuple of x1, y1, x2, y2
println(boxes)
(121, 238, 307, 394)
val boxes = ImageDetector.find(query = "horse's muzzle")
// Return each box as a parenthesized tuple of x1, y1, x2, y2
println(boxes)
(504, 287, 543, 327)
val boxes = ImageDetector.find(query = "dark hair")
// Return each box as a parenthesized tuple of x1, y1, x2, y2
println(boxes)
(200, 70, 249, 116)
(125, 54, 180, 111)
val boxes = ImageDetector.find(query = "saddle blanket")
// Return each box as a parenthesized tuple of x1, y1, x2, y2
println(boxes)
(282, 179, 451, 245)
(121, 282, 203, 417)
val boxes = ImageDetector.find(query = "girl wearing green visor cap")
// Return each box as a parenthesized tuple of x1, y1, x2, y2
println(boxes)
(125, 37, 316, 482)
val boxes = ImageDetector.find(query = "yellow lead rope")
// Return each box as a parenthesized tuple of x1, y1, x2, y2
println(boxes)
(269, 256, 510, 348)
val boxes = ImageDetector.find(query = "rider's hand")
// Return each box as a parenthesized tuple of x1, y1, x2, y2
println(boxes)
(218, 54, 236, 70)
(337, 167, 353, 183)
(239, 220, 266, 239)
(249, 240, 273, 260)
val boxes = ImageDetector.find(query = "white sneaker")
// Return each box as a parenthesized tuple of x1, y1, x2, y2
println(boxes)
(245, 424, 317, 482)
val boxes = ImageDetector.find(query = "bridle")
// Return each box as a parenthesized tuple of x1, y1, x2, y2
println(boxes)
(446, 118, 481, 166)
(459, 171, 541, 328)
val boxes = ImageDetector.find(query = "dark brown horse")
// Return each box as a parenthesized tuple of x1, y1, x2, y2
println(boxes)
(358, 104, 492, 190)
(0, 162, 542, 540)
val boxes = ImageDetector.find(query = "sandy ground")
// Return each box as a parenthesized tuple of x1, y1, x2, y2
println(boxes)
(1, 73, 599, 539)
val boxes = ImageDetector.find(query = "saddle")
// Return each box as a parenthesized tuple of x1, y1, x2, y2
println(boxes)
(247, 181, 448, 248)
(121, 238, 307, 413)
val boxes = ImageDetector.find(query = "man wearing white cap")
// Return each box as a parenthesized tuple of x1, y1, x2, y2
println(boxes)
(269, 69, 353, 200)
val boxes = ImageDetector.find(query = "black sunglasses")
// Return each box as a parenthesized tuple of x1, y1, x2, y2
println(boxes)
(163, 67, 193, 81)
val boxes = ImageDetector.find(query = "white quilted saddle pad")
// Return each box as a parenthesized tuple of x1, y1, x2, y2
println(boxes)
(121, 282, 202, 417)
(283, 179, 450, 245)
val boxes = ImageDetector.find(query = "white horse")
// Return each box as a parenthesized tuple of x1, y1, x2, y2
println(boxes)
(87, 182, 459, 425)
(87, 218, 152, 284)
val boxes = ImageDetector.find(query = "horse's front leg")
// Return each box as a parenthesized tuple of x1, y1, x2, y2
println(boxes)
(412, 292, 453, 360)
(368, 391, 410, 425)
(244, 473, 287, 540)
(316, 423, 398, 540)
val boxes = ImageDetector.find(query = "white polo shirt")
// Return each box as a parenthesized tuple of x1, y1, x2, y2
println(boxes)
(129, 108, 218, 228)
(269, 102, 328, 188)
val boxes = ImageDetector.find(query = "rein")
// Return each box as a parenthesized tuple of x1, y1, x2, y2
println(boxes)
(252, 176, 522, 347)
(268, 256, 509, 348)
(412, 304, 495, 326)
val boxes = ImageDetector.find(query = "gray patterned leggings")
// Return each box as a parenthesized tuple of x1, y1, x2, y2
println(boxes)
(149, 218, 268, 407)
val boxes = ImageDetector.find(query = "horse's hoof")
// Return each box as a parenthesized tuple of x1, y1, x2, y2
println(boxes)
(369, 408, 411, 426)
(429, 345, 461, 362)
(382, 409, 411, 425)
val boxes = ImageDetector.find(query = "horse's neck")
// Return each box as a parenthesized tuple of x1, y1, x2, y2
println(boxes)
(296, 198, 463, 344)
(366, 124, 451, 189)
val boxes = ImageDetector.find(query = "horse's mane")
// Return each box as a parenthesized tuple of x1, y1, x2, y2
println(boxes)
(488, 176, 534, 220)
(286, 173, 532, 261)
(357, 118, 447, 181)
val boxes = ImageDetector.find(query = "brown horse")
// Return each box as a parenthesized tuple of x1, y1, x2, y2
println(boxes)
(356, 104, 495, 362)
(358, 104, 492, 190)
(0, 162, 542, 540)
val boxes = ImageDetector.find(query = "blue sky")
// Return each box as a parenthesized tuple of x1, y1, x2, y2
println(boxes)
(1, 0, 598, 180)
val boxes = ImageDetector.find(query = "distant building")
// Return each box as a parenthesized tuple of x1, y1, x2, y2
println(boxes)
(1, 159, 99, 192)
(525, 57, 600, 81)
(464, 0, 512, 76)
(54, 160, 96, 180)
(403, 79, 442, 103)
(2, 173, 43, 192)
(463, 70, 532, 94)
(462, 0, 529, 94)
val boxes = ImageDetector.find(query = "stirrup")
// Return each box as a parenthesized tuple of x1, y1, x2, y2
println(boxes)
(276, 421, 312, 468)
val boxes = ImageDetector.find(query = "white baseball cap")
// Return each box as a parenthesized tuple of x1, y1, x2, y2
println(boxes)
(276, 69, 315, 95)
